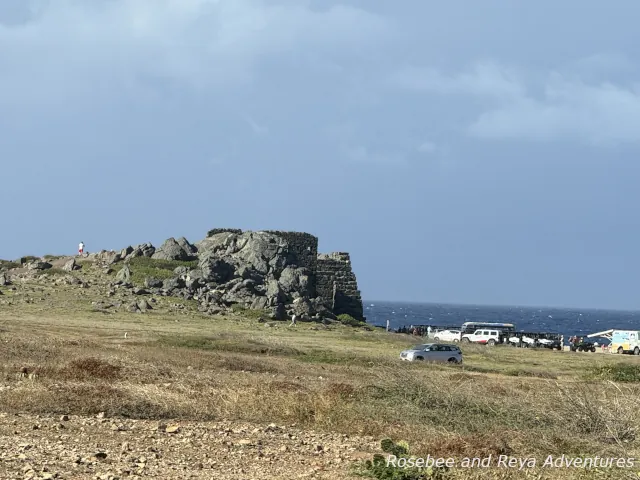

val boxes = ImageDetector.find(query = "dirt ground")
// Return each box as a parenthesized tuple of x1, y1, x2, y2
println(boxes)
(0, 412, 377, 479)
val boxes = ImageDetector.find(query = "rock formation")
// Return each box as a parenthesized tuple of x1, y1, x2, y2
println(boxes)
(0, 228, 365, 322)
(100, 228, 365, 321)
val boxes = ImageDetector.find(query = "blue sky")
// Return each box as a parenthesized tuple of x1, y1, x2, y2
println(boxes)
(1, 0, 640, 310)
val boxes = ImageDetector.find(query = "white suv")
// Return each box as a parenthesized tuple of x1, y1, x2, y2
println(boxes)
(461, 329, 501, 345)
(433, 329, 461, 343)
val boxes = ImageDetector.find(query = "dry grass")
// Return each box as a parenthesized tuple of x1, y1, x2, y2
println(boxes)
(1, 272, 640, 478)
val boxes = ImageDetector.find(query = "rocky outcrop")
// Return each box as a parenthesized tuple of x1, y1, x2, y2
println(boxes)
(152, 237, 197, 261)
(100, 228, 364, 322)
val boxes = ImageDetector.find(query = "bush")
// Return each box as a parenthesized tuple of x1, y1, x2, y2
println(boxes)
(0, 260, 19, 271)
(338, 314, 365, 327)
(588, 363, 640, 382)
(353, 439, 449, 479)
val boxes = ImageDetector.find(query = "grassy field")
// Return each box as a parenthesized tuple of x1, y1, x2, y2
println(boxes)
(1, 262, 640, 479)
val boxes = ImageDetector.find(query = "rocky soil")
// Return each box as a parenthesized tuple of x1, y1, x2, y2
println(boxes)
(0, 413, 377, 479)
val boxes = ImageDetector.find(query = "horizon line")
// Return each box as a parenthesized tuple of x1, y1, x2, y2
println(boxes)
(362, 299, 640, 314)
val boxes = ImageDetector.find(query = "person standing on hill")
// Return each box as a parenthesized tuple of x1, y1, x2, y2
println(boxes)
(78, 241, 85, 256)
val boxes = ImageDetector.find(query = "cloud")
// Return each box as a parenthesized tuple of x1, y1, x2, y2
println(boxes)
(392, 60, 640, 147)
(0, 0, 390, 108)
(469, 75, 640, 145)
(345, 145, 406, 165)
(390, 62, 526, 99)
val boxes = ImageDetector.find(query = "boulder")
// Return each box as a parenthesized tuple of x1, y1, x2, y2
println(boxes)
(115, 265, 131, 283)
(0, 273, 10, 286)
(123, 243, 155, 260)
(27, 261, 51, 271)
(127, 302, 140, 313)
(199, 256, 235, 283)
(152, 237, 196, 261)
(137, 299, 152, 311)
(278, 266, 313, 298)
(292, 296, 315, 317)
(62, 259, 78, 272)
(265, 280, 285, 305)
(177, 237, 198, 256)
(250, 296, 269, 310)
(163, 277, 185, 291)
(144, 277, 164, 289)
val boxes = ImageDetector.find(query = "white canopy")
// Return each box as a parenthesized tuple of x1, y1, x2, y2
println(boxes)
(586, 329, 614, 340)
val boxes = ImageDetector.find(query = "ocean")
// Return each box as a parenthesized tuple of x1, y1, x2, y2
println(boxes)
(363, 301, 640, 341)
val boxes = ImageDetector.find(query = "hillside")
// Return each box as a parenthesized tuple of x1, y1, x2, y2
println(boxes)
(1, 247, 640, 479)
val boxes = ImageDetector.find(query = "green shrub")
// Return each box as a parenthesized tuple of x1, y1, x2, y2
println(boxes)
(588, 363, 640, 382)
(231, 305, 267, 319)
(19, 256, 39, 264)
(353, 439, 449, 479)
(0, 260, 19, 270)
(338, 314, 365, 327)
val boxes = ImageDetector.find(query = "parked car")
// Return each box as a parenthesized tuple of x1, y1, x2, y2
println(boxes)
(432, 329, 461, 343)
(400, 343, 463, 364)
(461, 329, 502, 345)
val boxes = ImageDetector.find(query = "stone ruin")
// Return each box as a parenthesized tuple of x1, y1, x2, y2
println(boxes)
(92, 228, 365, 322)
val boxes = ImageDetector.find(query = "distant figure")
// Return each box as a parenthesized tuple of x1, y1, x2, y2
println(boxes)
(78, 241, 85, 256)
(427, 325, 432, 337)
(290, 314, 298, 327)
(386, 319, 390, 332)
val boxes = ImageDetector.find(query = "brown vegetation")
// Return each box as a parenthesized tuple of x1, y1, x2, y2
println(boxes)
(1, 262, 640, 478)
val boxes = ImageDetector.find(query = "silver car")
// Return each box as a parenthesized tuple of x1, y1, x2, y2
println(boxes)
(400, 343, 463, 364)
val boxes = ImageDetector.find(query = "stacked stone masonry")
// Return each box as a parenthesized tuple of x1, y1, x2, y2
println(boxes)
(316, 252, 364, 321)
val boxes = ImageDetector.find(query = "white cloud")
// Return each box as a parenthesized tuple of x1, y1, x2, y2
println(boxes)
(469, 75, 640, 145)
(392, 60, 640, 147)
(390, 62, 526, 99)
(0, 0, 390, 108)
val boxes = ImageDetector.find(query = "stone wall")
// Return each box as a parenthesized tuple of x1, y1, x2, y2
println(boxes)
(206, 228, 243, 237)
(316, 252, 364, 320)
(264, 231, 318, 273)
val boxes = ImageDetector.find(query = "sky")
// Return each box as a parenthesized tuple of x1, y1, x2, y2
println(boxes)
(2, 0, 640, 310)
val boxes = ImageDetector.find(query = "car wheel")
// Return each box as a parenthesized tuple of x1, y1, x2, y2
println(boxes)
(434, 337, 440, 341)
(487, 339, 496, 346)
(461, 337, 470, 343)
(453, 338, 459, 343)
(415, 356, 424, 361)
(590, 347, 596, 353)
(618, 347, 624, 355)
(634, 347, 639, 356)
(447, 357, 458, 364)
